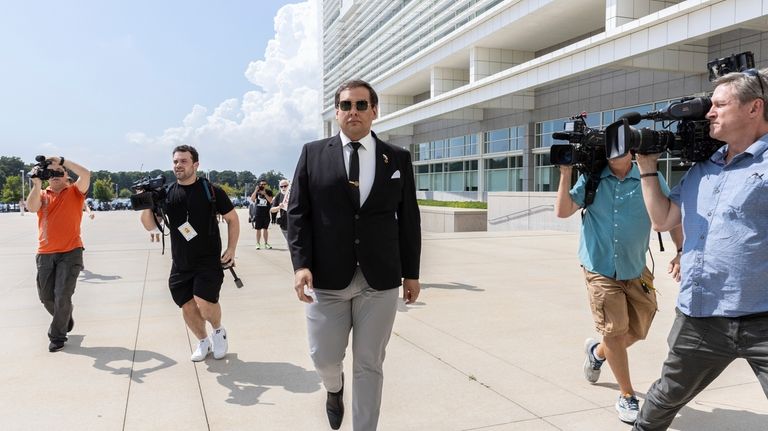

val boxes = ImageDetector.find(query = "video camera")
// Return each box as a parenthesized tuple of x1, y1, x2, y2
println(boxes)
(550, 113, 607, 175)
(605, 51, 756, 163)
(129, 175, 167, 212)
(28, 155, 65, 181)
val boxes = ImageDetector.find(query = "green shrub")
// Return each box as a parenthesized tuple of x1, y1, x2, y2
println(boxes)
(417, 199, 487, 209)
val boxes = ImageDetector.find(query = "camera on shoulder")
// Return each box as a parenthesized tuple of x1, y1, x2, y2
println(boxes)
(130, 175, 167, 211)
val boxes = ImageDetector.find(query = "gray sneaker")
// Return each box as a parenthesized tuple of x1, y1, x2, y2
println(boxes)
(616, 393, 640, 424)
(583, 338, 604, 383)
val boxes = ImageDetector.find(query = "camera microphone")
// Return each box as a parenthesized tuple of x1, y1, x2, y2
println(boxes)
(618, 112, 643, 125)
(644, 97, 712, 121)
(552, 132, 570, 140)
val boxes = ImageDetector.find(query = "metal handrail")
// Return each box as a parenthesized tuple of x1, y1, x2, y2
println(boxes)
(488, 204, 554, 224)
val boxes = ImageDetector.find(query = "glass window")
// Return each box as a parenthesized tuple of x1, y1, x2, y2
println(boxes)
(487, 170, 509, 191)
(432, 140, 445, 159)
(419, 143, 430, 161)
(449, 136, 464, 158)
(486, 157, 508, 170)
(416, 165, 429, 174)
(432, 163, 443, 173)
(467, 134, 478, 155)
(416, 174, 430, 191)
(467, 171, 478, 191)
(431, 173, 445, 191)
(447, 172, 464, 191)
(488, 129, 510, 141)
(448, 161, 463, 172)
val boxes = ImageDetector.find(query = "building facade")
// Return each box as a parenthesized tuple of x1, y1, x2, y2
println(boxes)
(321, 0, 768, 204)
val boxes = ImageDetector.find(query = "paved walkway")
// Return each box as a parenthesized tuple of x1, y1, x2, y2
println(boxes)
(1, 210, 765, 430)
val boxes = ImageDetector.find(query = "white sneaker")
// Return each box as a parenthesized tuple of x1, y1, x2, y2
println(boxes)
(616, 393, 640, 424)
(191, 337, 211, 362)
(212, 327, 228, 359)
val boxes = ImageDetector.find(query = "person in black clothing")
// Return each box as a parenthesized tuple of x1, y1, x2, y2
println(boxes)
(249, 179, 273, 249)
(270, 179, 290, 241)
(140, 145, 240, 362)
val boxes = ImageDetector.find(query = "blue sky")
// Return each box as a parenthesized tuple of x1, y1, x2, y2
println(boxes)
(0, 0, 321, 177)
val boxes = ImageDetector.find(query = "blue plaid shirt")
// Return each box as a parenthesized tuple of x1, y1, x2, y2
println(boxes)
(670, 137, 768, 317)
(570, 164, 670, 280)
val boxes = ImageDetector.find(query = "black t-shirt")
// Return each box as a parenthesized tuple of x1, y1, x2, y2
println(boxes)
(253, 188, 273, 218)
(165, 179, 235, 271)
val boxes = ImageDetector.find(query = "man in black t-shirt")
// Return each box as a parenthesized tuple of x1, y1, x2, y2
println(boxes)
(140, 145, 240, 362)
(249, 179, 273, 249)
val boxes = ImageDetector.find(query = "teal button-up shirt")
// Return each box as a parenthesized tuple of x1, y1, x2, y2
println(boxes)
(570, 164, 670, 280)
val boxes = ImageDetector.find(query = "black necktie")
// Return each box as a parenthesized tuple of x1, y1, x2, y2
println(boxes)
(348, 141, 362, 208)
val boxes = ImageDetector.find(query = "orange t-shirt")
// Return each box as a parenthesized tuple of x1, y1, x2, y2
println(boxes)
(36, 185, 86, 254)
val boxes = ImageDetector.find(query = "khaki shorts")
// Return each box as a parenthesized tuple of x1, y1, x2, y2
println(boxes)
(583, 267, 657, 339)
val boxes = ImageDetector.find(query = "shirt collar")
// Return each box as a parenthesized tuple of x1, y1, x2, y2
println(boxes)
(339, 131, 373, 151)
(715, 134, 768, 165)
(599, 162, 639, 180)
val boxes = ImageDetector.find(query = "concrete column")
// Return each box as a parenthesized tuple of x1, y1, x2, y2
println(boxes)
(476, 131, 485, 201)
(431, 67, 469, 97)
(522, 123, 535, 192)
(470, 47, 533, 82)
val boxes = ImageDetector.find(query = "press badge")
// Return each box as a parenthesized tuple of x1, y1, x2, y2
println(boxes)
(178, 221, 198, 241)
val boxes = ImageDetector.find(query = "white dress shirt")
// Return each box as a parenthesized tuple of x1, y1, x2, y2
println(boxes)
(340, 132, 376, 206)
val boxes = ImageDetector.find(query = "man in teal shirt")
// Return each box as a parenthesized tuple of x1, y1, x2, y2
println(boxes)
(556, 151, 683, 424)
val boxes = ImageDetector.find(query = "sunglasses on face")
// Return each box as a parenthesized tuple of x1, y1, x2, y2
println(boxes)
(337, 100, 370, 112)
(280, 185, 288, 188)
(743, 68, 766, 99)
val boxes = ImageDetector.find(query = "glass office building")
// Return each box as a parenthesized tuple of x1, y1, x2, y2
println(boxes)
(321, 0, 768, 199)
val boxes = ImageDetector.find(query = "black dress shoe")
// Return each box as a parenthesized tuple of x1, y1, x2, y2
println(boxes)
(48, 340, 65, 352)
(326, 374, 344, 430)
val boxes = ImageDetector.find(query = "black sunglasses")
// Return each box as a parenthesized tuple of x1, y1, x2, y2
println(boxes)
(279, 185, 288, 188)
(338, 100, 370, 112)
(743, 68, 766, 99)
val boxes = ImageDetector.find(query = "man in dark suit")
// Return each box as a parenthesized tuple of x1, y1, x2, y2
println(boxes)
(288, 79, 421, 430)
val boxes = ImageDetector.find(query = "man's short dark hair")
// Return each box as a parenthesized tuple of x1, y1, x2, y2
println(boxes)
(173, 145, 199, 163)
(334, 79, 378, 109)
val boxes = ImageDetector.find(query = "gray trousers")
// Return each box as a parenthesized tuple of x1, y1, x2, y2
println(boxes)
(307, 267, 399, 431)
(36, 248, 83, 342)
(634, 309, 768, 431)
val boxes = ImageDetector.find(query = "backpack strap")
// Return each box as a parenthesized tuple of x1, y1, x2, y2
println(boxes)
(199, 177, 218, 235)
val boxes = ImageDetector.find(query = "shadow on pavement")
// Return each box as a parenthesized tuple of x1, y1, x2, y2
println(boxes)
(421, 282, 484, 292)
(205, 353, 321, 406)
(78, 269, 122, 283)
(671, 405, 768, 430)
(64, 334, 177, 383)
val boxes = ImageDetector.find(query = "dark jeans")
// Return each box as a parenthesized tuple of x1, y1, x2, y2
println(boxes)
(36, 248, 83, 342)
(634, 309, 768, 430)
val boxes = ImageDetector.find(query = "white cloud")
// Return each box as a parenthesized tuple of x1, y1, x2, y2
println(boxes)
(128, 0, 322, 179)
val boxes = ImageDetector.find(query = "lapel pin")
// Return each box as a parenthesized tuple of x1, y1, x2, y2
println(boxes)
(382, 154, 389, 164)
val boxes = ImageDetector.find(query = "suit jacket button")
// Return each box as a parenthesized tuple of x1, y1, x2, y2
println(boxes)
(354, 239, 360, 244)
(354, 214, 359, 220)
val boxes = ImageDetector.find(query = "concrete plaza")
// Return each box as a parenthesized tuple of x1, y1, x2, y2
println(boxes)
(1, 209, 765, 430)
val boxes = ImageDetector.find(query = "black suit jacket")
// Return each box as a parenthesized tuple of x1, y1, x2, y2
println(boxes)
(287, 132, 421, 291)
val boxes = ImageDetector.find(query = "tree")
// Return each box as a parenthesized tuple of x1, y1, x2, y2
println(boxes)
(217, 182, 237, 197)
(258, 170, 287, 189)
(93, 177, 115, 202)
(119, 188, 132, 198)
(0, 156, 26, 191)
(1, 175, 21, 203)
